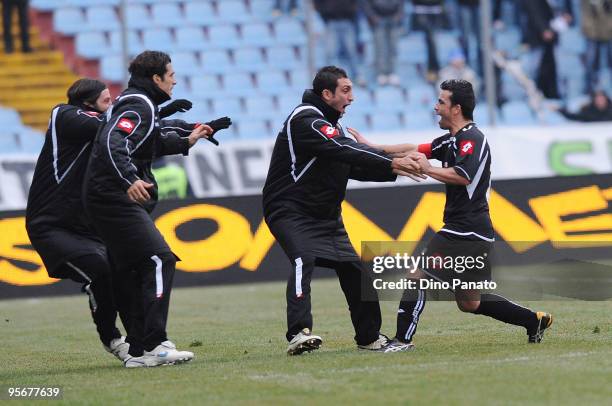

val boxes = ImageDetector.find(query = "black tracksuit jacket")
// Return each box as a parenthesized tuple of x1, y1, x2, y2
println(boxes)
(262, 90, 396, 262)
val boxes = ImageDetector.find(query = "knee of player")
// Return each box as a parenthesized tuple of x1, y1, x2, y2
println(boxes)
(456, 300, 480, 313)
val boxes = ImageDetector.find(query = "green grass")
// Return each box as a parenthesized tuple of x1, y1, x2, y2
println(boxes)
(1, 279, 611, 405)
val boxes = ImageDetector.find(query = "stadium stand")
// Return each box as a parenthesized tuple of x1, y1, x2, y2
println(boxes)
(0, 0, 604, 147)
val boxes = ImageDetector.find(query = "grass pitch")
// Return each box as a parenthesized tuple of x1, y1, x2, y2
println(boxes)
(1, 278, 611, 405)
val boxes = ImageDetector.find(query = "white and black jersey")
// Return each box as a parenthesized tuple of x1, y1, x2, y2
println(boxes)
(26, 104, 107, 275)
(422, 123, 493, 241)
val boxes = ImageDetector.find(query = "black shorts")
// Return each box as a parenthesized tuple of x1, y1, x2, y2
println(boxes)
(420, 231, 492, 285)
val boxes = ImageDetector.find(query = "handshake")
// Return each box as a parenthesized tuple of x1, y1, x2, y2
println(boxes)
(391, 151, 431, 182)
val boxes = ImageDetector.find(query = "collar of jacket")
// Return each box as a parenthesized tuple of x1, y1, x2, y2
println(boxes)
(127, 75, 171, 106)
(301, 89, 342, 125)
(68, 102, 103, 114)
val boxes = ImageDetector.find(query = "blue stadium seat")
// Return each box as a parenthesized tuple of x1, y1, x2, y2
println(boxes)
(76, 32, 109, 59)
(212, 98, 244, 116)
(435, 32, 461, 66)
(494, 27, 521, 56)
(174, 104, 210, 125)
(171, 52, 201, 76)
(125, 4, 150, 30)
(266, 45, 300, 69)
(250, 0, 275, 21)
(273, 19, 306, 46)
(53, 8, 84, 35)
(128, 0, 183, 3)
(66, 0, 120, 6)
(233, 48, 266, 72)
(31, 0, 66, 11)
(349, 91, 373, 115)
(241, 22, 274, 47)
(560, 28, 586, 54)
(191, 74, 223, 95)
(184, 1, 217, 26)
(223, 72, 257, 96)
(0, 132, 20, 154)
(109, 30, 144, 56)
(175, 27, 206, 52)
(85, 6, 119, 31)
(277, 93, 299, 113)
(371, 112, 402, 132)
(17, 129, 45, 153)
(143, 28, 175, 53)
(404, 108, 435, 130)
(201, 50, 234, 74)
(257, 70, 291, 95)
(501, 101, 536, 125)
(218, 0, 250, 24)
(236, 119, 270, 139)
(0, 108, 22, 131)
(152, 3, 184, 28)
(374, 87, 407, 113)
(408, 85, 436, 108)
(398, 33, 427, 64)
(207, 25, 241, 49)
(341, 113, 370, 132)
(289, 69, 309, 90)
(100, 55, 124, 82)
(541, 109, 568, 125)
(244, 94, 276, 116)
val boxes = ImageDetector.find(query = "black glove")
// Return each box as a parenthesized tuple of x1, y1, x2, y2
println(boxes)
(203, 116, 232, 146)
(159, 99, 193, 118)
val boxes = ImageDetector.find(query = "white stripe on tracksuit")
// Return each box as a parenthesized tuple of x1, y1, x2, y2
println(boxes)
(66, 261, 97, 312)
(294, 257, 303, 297)
(151, 255, 163, 298)
(404, 289, 426, 342)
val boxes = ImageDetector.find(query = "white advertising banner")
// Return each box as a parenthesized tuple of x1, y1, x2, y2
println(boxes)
(0, 123, 610, 210)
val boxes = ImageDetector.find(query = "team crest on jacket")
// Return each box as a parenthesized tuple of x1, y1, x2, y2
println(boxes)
(459, 140, 474, 156)
(320, 124, 339, 138)
(117, 118, 135, 134)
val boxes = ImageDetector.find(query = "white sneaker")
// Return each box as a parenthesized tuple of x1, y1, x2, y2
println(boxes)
(380, 338, 415, 353)
(104, 336, 130, 361)
(377, 75, 389, 86)
(358, 334, 390, 351)
(124, 355, 147, 368)
(142, 340, 194, 367)
(286, 328, 322, 355)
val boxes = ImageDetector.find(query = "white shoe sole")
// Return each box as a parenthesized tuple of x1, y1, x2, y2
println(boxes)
(287, 337, 322, 356)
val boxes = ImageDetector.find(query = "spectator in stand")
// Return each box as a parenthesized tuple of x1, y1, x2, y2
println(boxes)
(2, 0, 32, 53)
(411, 0, 447, 83)
(521, 0, 572, 99)
(457, 0, 482, 76)
(273, 0, 299, 16)
(362, 0, 404, 86)
(555, 89, 612, 122)
(314, 0, 363, 84)
(581, 0, 612, 93)
(493, 0, 521, 30)
(437, 48, 480, 98)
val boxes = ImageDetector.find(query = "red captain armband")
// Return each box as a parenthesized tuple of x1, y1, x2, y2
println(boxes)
(418, 143, 432, 158)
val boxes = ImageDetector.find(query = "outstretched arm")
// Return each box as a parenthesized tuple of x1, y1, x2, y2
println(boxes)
(347, 127, 418, 156)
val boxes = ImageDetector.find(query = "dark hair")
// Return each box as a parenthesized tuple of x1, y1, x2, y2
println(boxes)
(67, 78, 107, 107)
(440, 79, 475, 120)
(313, 66, 348, 97)
(128, 50, 172, 79)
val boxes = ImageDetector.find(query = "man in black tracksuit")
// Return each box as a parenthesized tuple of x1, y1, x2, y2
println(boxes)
(83, 51, 218, 368)
(26, 79, 131, 361)
(263, 66, 420, 354)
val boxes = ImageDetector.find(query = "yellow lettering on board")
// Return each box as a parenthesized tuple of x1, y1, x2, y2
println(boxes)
(0, 217, 58, 286)
(155, 204, 252, 271)
(529, 186, 612, 248)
